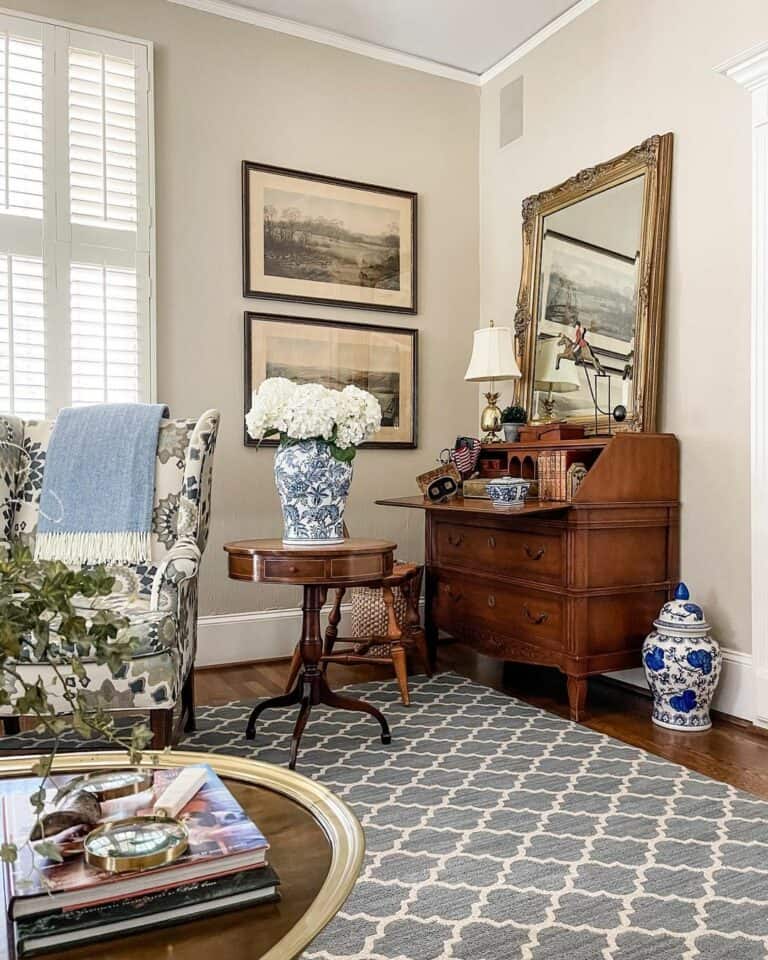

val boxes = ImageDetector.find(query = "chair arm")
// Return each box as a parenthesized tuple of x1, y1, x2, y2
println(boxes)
(150, 537, 201, 611)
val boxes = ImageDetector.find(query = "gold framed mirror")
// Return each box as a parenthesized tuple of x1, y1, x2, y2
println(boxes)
(514, 133, 673, 432)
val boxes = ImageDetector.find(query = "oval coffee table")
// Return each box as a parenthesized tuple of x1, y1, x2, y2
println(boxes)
(0, 750, 363, 960)
(224, 538, 396, 768)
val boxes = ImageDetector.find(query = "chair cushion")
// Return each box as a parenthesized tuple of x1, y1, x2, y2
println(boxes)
(16, 595, 177, 664)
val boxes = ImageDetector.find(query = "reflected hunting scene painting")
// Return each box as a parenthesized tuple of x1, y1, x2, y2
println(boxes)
(244, 312, 417, 448)
(243, 163, 417, 313)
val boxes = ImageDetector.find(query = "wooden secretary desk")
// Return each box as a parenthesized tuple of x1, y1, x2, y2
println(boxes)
(377, 432, 679, 721)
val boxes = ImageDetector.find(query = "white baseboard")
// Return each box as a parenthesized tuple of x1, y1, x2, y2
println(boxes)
(605, 647, 755, 723)
(197, 609, 757, 723)
(196, 605, 350, 666)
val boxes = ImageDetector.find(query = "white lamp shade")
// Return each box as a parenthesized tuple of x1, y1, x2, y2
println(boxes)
(464, 326, 521, 382)
(534, 337, 580, 393)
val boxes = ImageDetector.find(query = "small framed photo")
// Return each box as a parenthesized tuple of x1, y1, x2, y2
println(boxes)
(242, 162, 417, 314)
(244, 312, 418, 448)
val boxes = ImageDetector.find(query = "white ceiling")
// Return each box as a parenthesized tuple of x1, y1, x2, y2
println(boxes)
(212, 0, 584, 75)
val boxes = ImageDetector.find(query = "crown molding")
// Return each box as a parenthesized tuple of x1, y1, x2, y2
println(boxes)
(716, 40, 768, 92)
(166, 0, 480, 84)
(166, 0, 601, 87)
(480, 0, 601, 84)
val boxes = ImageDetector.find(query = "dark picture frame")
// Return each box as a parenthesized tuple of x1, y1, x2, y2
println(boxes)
(242, 161, 417, 314)
(244, 311, 418, 449)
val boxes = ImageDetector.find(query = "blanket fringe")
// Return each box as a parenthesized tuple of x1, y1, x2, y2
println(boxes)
(34, 530, 152, 565)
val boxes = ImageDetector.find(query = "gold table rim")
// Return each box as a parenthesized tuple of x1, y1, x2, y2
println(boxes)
(0, 749, 364, 960)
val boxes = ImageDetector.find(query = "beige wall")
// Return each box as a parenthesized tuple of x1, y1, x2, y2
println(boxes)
(480, 0, 767, 653)
(8, 0, 760, 658)
(8, 0, 480, 618)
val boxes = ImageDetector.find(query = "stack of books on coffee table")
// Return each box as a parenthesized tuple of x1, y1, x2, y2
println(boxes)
(2, 766, 279, 957)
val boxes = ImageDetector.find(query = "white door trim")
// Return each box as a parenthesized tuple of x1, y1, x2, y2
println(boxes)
(718, 42, 768, 727)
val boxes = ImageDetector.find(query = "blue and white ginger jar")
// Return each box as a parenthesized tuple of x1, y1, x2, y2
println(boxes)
(274, 440, 352, 546)
(642, 583, 721, 731)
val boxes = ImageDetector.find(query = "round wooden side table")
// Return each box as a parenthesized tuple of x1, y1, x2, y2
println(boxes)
(224, 538, 396, 769)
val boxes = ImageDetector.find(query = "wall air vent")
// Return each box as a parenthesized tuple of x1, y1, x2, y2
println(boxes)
(499, 76, 524, 148)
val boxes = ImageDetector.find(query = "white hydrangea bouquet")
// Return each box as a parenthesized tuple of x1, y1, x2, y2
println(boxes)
(246, 377, 382, 462)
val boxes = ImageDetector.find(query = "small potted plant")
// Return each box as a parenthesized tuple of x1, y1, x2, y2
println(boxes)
(501, 405, 527, 442)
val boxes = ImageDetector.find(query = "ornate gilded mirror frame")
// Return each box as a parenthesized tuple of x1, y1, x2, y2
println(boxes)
(514, 133, 673, 432)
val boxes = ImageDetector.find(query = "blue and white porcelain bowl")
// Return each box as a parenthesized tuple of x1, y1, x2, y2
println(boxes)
(642, 582, 721, 731)
(487, 476, 531, 509)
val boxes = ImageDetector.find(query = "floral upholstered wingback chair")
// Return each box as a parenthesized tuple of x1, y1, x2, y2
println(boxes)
(0, 409, 219, 748)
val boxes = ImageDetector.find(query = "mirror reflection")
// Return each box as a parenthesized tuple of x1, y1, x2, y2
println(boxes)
(533, 174, 645, 422)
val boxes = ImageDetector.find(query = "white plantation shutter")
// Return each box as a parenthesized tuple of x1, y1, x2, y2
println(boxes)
(0, 34, 43, 218)
(68, 48, 137, 230)
(71, 263, 140, 404)
(0, 11, 154, 419)
(0, 254, 45, 416)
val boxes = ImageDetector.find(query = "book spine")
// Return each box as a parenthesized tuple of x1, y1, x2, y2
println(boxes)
(17, 867, 279, 941)
(16, 890, 281, 958)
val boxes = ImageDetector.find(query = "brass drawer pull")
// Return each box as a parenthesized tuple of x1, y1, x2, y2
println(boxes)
(524, 544, 545, 561)
(488, 536, 496, 548)
(487, 594, 496, 608)
(522, 604, 549, 625)
(443, 584, 463, 602)
(447, 533, 464, 548)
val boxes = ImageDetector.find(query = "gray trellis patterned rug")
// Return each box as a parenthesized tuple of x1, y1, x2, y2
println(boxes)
(6, 673, 768, 959)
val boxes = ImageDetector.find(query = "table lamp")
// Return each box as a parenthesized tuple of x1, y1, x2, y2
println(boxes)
(464, 324, 521, 442)
(534, 337, 579, 421)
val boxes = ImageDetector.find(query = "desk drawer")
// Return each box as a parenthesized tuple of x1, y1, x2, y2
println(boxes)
(434, 572, 563, 650)
(262, 557, 326, 580)
(435, 521, 563, 584)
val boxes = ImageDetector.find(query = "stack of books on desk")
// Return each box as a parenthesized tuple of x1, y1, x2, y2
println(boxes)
(2, 766, 279, 957)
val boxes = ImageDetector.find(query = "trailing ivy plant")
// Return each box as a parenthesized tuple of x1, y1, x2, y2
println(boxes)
(0, 545, 153, 867)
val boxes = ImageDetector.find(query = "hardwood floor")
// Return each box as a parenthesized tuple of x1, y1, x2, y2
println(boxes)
(197, 640, 768, 801)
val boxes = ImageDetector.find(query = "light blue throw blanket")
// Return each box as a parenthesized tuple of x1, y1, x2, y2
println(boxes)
(35, 403, 169, 565)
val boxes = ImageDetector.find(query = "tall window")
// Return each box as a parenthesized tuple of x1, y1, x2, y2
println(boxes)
(0, 12, 153, 418)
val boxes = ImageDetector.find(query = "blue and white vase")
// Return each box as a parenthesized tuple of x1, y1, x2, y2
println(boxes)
(274, 440, 352, 546)
(642, 583, 721, 731)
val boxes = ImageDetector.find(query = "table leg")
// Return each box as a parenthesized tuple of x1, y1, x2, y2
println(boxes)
(244, 582, 391, 767)
(245, 684, 301, 740)
(289, 697, 313, 769)
(318, 674, 391, 744)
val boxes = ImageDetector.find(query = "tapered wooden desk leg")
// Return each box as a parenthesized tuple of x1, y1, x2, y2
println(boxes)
(424, 568, 438, 671)
(567, 676, 589, 722)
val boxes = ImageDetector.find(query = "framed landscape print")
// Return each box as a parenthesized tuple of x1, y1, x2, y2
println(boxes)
(242, 162, 417, 314)
(244, 312, 417, 448)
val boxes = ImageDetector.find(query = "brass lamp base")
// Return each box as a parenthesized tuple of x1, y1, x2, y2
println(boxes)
(480, 391, 503, 443)
(539, 395, 556, 421)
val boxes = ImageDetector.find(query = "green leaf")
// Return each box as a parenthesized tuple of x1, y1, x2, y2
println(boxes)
(0, 843, 17, 864)
(329, 443, 356, 463)
(33, 841, 63, 863)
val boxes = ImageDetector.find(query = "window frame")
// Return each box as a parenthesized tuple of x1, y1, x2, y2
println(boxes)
(0, 5, 156, 414)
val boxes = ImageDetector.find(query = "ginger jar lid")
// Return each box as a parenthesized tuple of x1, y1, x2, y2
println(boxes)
(654, 583, 709, 633)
